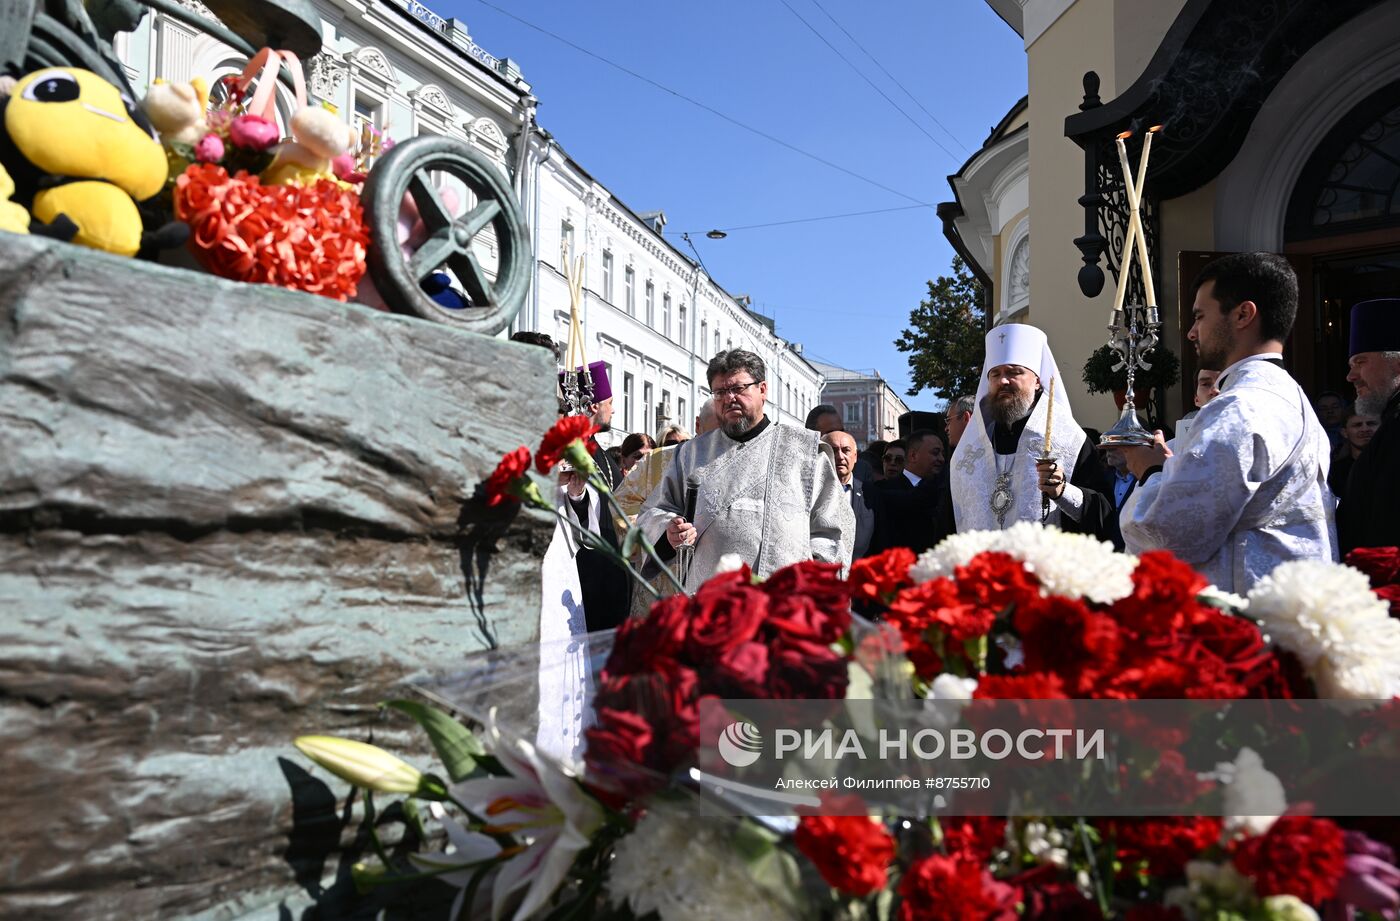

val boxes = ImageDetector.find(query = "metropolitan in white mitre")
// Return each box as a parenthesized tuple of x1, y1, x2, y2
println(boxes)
(946, 324, 1117, 538)
(1119, 253, 1337, 593)
(637, 349, 854, 591)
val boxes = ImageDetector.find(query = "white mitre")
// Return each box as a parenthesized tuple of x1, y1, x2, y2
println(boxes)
(950, 323, 1084, 531)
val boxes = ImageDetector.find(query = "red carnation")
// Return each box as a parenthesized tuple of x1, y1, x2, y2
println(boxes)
(1111, 550, 1209, 634)
(1346, 546, 1400, 585)
(850, 547, 917, 604)
(794, 808, 896, 897)
(484, 446, 532, 507)
(1013, 864, 1103, 920)
(535, 415, 600, 473)
(1104, 817, 1222, 877)
(942, 816, 1007, 863)
(974, 672, 1068, 700)
(955, 551, 1041, 612)
(899, 854, 1019, 921)
(1232, 815, 1346, 905)
(1014, 594, 1121, 696)
(888, 577, 997, 678)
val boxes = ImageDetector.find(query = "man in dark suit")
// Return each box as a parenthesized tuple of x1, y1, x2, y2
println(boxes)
(871, 429, 943, 554)
(823, 431, 877, 560)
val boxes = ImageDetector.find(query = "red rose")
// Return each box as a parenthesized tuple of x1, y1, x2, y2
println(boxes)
(584, 707, 653, 777)
(535, 415, 600, 473)
(590, 660, 702, 774)
(711, 640, 770, 697)
(794, 809, 896, 896)
(899, 854, 1019, 921)
(767, 634, 849, 699)
(1346, 546, 1400, 585)
(942, 816, 1007, 863)
(850, 547, 917, 604)
(686, 570, 770, 663)
(765, 560, 849, 611)
(1014, 595, 1121, 696)
(1232, 815, 1346, 905)
(768, 592, 851, 646)
(1104, 817, 1222, 877)
(484, 446, 532, 507)
(955, 551, 1041, 612)
(607, 593, 691, 674)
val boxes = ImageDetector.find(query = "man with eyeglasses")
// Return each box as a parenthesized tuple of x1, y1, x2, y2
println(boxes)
(636, 349, 854, 589)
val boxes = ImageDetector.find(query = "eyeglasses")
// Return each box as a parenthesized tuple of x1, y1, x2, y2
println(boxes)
(711, 381, 761, 401)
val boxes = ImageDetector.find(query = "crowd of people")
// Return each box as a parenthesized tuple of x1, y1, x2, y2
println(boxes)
(518, 253, 1399, 634)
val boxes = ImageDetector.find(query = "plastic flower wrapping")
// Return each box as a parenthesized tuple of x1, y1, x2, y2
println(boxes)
(293, 438, 1400, 921)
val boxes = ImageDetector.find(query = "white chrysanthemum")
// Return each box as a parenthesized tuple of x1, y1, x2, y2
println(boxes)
(1246, 560, 1400, 701)
(1022, 821, 1068, 868)
(1262, 895, 1320, 921)
(1219, 748, 1285, 837)
(1198, 585, 1249, 611)
(610, 811, 799, 921)
(911, 522, 1137, 604)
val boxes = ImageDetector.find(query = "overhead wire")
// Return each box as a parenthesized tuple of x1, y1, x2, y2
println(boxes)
(804, 0, 970, 154)
(666, 202, 929, 235)
(773, 0, 961, 163)
(468, 0, 935, 207)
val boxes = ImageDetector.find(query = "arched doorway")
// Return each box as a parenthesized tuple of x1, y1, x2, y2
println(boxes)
(1284, 80, 1400, 398)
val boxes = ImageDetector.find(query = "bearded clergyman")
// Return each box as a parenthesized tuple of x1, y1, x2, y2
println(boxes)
(1119, 253, 1337, 593)
(941, 324, 1115, 540)
(636, 349, 854, 590)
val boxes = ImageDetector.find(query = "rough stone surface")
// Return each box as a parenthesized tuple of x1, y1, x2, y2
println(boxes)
(0, 235, 555, 919)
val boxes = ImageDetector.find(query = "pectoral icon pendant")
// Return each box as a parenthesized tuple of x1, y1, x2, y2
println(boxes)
(991, 473, 1014, 528)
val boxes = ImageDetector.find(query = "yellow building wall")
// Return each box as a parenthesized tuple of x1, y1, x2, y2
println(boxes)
(1025, 0, 1194, 429)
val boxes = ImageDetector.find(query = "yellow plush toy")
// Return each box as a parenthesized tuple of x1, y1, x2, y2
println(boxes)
(1, 67, 169, 256)
(0, 162, 30, 235)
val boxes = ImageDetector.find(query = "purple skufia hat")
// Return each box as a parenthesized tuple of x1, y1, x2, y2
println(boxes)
(1349, 298, 1400, 357)
(558, 360, 612, 402)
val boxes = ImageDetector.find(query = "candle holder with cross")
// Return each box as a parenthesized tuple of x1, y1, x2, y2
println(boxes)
(1098, 126, 1163, 449)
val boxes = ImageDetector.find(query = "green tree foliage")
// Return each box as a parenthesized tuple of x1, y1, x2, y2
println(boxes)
(894, 256, 985, 402)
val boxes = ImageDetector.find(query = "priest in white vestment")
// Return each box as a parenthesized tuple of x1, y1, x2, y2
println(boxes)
(944, 324, 1116, 539)
(636, 349, 854, 591)
(1119, 253, 1337, 593)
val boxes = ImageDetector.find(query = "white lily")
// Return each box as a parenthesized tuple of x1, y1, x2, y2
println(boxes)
(409, 802, 506, 920)
(451, 709, 606, 921)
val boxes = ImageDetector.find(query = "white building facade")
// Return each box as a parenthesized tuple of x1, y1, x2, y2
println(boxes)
(120, 0, 824, 440)
(515, 137, 825, 439)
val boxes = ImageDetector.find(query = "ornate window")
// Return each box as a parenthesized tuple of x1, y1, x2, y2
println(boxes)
(1287, 82, 1400, 240)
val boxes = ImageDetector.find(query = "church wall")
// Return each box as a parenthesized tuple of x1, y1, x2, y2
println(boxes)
(1158, 180, 1219, 415)
(1027, 0, 1122, 428)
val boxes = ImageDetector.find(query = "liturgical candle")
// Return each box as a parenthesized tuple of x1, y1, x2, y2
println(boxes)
(1043, 376, 1056, 455)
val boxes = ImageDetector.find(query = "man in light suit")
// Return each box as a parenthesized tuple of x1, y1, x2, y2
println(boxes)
(823, 431, 876, 561)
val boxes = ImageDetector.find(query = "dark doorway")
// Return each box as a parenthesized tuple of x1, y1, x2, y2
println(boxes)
(1311, 249, 1400, 398)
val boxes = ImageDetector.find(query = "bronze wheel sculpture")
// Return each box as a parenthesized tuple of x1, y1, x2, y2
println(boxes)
(362, 136, 532, 335)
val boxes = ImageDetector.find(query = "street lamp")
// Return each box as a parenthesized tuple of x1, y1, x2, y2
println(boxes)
(706, 229, 727, 240)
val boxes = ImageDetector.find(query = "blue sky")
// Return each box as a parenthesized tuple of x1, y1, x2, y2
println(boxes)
(443, 0, 1027, 408)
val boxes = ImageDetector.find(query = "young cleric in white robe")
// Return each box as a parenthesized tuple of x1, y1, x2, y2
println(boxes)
(636, 349, 854, 591)
(1118, 253, 1338, 594)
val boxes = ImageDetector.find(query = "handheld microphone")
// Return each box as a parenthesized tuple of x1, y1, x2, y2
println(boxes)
(683, 475, 700, 526)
